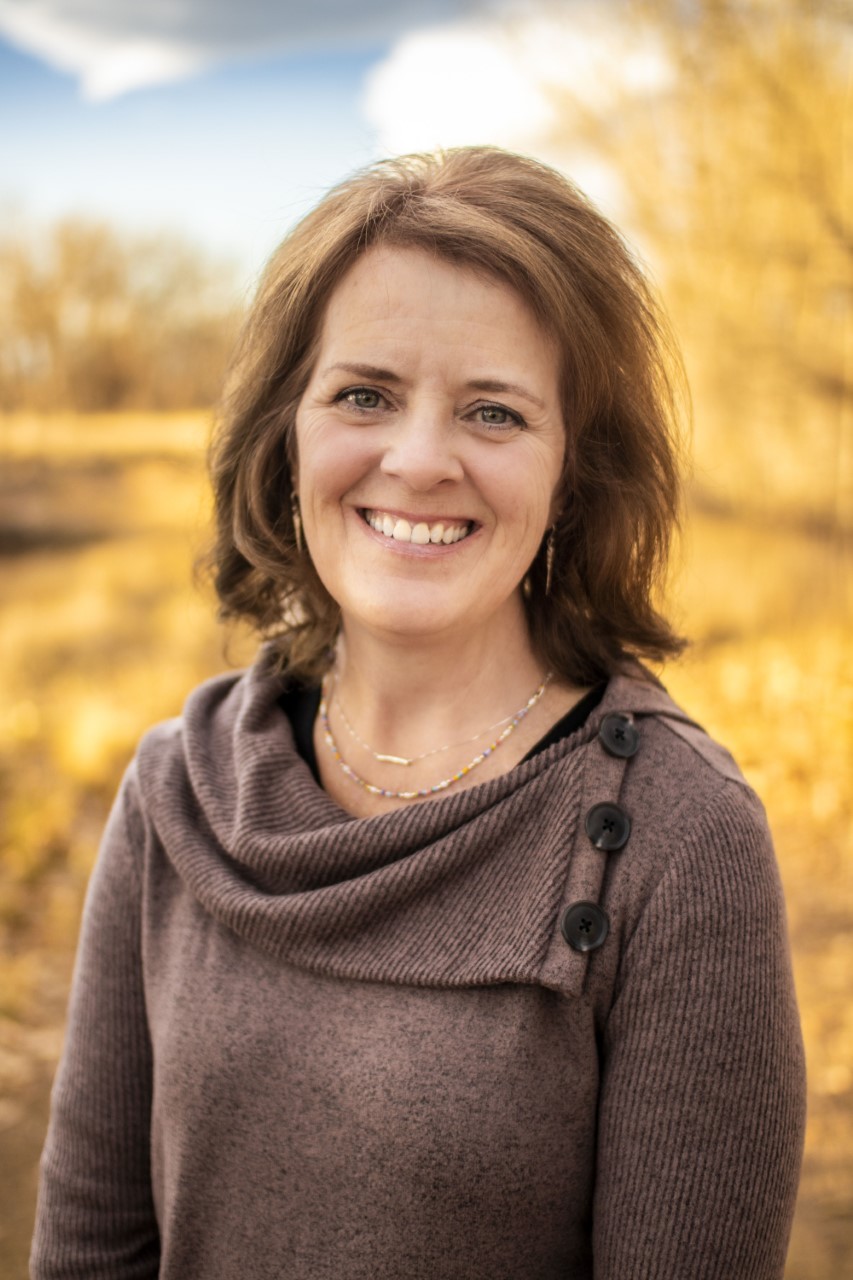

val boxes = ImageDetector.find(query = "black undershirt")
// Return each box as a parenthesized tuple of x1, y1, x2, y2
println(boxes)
(280, 681, 607, 786)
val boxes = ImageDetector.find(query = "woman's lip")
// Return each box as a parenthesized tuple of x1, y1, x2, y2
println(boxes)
(353, 507, 480, 552)
(356, 505, 477, 526)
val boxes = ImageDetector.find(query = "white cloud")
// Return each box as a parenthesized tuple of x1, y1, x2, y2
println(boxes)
(362, 22, 555, 152)
(361, 6, 673, 217)
(0, 3, 209, 98)
(0, 0, 478, 99)
(364, 7, 673, 151)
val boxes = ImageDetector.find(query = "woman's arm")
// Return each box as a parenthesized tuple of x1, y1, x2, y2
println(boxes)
(593, 782, 806, 1278)
(30, 764, 160, 1279)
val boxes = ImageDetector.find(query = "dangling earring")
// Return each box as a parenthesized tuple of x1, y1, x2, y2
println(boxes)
(545, 527, 555, 596)
(291, 491, 303, 554)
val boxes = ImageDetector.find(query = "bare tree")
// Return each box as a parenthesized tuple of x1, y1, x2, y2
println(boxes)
(0, 219, 242, 413)
(545, 0, 851, 529)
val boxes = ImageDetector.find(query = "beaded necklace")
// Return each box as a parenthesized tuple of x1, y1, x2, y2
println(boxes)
(319, 671, 552, 800)
(333, 672, 523, 766)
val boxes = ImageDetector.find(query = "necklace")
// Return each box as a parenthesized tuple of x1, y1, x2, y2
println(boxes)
(319, 671, 553, 800)
(332, 673, 527, 766)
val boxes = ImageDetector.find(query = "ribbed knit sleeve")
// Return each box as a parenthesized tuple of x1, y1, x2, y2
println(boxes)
(592, 781, 806, 1278)
(30, 766, 160, 1279)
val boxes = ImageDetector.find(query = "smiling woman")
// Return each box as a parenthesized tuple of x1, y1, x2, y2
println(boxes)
(209, 146, 685, 700)
(31, 148, 805, 1279)
(294, 248, 566, 683)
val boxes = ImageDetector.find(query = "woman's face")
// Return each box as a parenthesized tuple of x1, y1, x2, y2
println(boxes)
(294, 245, 565, 650)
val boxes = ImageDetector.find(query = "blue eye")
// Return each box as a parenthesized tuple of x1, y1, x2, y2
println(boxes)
(476, 403, 525, 430)
(337, 387, 384, 410)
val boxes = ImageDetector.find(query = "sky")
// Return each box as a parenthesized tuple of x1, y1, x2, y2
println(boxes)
(0, 35, 384, 283)
(0, 0, 659, 288)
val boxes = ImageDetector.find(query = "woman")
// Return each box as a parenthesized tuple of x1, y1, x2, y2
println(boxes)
(32, 147, 806, 1279)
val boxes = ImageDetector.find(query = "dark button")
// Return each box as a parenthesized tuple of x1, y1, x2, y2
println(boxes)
(561, 901, 610, 952)
(585, 802, 631, 851)
(599, 713, 640, 759)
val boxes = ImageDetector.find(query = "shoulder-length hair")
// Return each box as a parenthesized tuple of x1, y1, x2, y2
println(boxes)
(204, 146, 687, 685)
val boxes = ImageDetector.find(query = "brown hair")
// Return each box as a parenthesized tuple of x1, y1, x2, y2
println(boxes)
(204, 145, 687, 684)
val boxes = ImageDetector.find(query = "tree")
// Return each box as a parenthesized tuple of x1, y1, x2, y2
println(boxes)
(545, 0, 851, 529)
(0, 218, 241, 412)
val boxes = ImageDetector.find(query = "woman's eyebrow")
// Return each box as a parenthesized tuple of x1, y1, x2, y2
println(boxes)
(324, 362, 403, 383)
(466, 379, 546, 409)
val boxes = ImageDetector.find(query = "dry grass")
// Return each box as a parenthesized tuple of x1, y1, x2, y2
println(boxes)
(0, 412, 850, 1276)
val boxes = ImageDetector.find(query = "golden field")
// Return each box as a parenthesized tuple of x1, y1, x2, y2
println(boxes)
(0, 411, 851, 1276)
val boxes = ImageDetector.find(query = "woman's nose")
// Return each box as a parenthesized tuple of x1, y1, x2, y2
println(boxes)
(379, 405, 464, 490)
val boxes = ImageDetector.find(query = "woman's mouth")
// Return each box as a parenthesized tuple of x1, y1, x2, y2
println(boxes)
(360, 508, 474, 546)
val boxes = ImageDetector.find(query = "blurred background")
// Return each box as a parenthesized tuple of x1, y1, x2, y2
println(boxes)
(0, 0, 850, 1273)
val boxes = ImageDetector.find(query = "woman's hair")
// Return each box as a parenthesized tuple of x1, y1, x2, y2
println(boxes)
(204, 145, 687, 684)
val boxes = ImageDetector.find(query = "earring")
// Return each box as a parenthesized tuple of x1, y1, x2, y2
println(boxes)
(545, 527, 555, 596)
(291, 492, 303, 554)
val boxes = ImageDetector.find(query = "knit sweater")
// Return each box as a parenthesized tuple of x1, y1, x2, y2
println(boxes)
(31, 649, 806, 1280)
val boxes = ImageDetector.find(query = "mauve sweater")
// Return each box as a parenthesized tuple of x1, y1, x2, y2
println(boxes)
(31, 649, 806, 1280)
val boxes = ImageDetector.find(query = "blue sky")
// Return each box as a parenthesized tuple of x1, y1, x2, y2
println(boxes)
(0, 36, 385, 282)
(0, 0, 517, 286)
(0, 2, 655, 288)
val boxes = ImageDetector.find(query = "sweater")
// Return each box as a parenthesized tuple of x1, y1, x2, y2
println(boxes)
(31, 648, 807, 1280)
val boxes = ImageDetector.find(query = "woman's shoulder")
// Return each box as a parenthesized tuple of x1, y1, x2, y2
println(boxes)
(592, 668, 775, 897)
(133, 667, 243, 791)
(133, 646, 290, 811)
(571, 670, 788, 1017)
(591, 670, 779, 933)
(598, 667, 754, 797)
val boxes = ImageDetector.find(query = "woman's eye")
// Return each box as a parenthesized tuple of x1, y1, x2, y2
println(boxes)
(475, 403, 525, 430)
(337, 387, 384, 411)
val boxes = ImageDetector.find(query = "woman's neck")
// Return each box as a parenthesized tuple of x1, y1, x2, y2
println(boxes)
(330, 615, 549, 761)
(313, 615, 591, 818)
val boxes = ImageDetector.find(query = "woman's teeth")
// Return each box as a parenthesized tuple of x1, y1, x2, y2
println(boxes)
(363, 510, 472, 545)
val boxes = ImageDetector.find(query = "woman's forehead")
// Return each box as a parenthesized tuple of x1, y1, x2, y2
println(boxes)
(314, 245, 560, 375)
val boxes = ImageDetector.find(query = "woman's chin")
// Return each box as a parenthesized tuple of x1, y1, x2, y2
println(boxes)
(338, 582, 524, 648)
(343, 599, 463, 644)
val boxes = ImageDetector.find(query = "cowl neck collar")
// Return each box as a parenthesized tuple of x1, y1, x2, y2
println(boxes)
(135, 647, 681, 986)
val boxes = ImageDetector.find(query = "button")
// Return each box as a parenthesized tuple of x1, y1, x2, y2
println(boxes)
(599, 713, 640, 759)
(585, 802, 631, 851)
(561, 901, 609, 952)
